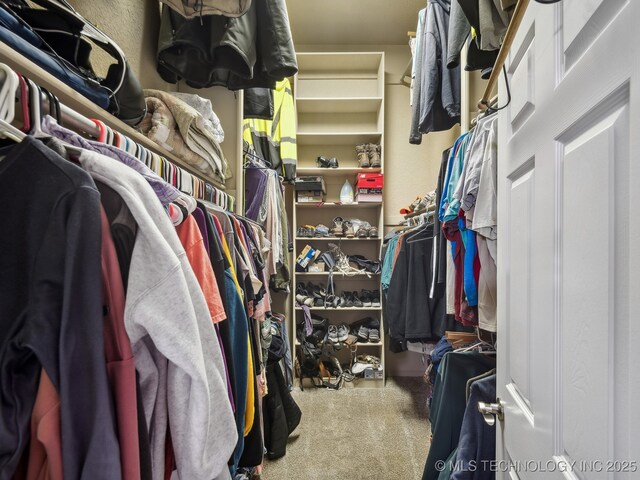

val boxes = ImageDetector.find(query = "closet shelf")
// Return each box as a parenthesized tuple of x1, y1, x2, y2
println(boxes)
(295, 272, 381, 276)
(295, 307, 383, 312)
(296, 97, 383, 114)
(295, 341, 383, 347)
(295, 236, 381, 241)
(0, 40, 226, 190)
(297, 132, 382, 146)
(296, 52, 383, 75)
(295, 202, 382, 208)
(296, 167, 382, 176)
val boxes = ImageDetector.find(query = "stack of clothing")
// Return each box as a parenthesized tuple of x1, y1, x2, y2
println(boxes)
(140, 90, 230, 184)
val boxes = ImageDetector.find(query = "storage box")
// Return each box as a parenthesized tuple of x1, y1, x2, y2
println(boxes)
(356, 192, 383, 203)
(297, 190, 324, 203)
(294, 176, 326, 193)
(356, 173, 384, 190)
(364, 366, 384, 380)
(296, 245, 321, 269)
(308, 261, 326, 272)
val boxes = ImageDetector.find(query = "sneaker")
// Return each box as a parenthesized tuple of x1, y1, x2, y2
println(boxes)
(368, 328, 380, 343)
(371, 290, 381, 307)
(361, 290, 372, 307)
(343, 221, 355, 238)
(315, 224, 330, 237)
(356, 144, 370, 168)
(356, 325, 369, 343)
(331, 217, 344, 237)
(337, 324, 349, 342)
(368, 226, 379, 238)
(351, 355, 381, 375)
(351, 291, 363, 308)
(316, 156, 339, 168)
(355, 224, 368, 238)
(328, 325, 339, 344)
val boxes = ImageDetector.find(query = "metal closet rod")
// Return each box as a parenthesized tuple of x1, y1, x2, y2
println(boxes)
(478, 0, 530, 110)
(40, 94, 100, 138)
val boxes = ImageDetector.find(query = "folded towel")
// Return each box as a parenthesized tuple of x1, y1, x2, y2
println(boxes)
(171, 92, 225, 144)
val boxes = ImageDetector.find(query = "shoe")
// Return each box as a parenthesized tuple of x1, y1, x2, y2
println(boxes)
(367, 226, 379, 238)
(328, 325, 339, 344)
(339, 291, 349, 308)
(371, 290, 381, 307)
(348, 255, 381, 274)
(295, 283, 315, 306)
(368, 328, 380, 343)
(337, 324, 349, 342)
(368, 143, 381, 168)
(361, 290, 372, 307)
(331, 217, 345, 237)
(297, 226, 314, 238)
(316, 156, 339, 168)
(314, 224, 330, 237)
(352, 354, 381, 375)
(343, 221, 355, 238)
(355, 325, 370, 343)
(308, 282, 326, 307)
(355, 224, 368, 238)
(351, 291, 363, 308)
(356, 144, 370, 168)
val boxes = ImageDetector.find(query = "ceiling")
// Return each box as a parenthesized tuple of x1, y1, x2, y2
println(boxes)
(285, 0, 426, 46)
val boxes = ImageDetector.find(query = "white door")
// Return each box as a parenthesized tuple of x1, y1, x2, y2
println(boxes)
(496, 1, 640, 478)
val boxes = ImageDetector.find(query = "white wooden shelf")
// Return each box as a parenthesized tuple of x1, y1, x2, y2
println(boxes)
(295, 237, 381, 241)
(295, 202, 382, 208)
(296, 272, 381, 276)
(295, 341, 383, 347)
(296, 97, 383, 114)
(296, 52, 383, 74)
(295, 307, 382, 312)
(296, 167, 382, 176)
(297, 132, 382, 146)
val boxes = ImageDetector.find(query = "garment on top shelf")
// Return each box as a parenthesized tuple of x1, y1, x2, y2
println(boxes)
(157, 0, 297, 90)
(161, 0, 250, 18)
(170, 92, 225, 143)
(0, 137, 122, 480)
(417, 0, 461, 136)
(78, 149, 237, 480)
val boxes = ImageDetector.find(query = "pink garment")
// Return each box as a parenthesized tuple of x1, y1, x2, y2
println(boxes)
(100, 207, 141, 480)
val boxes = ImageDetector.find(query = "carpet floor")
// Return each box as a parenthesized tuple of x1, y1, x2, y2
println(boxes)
(262, 377, 431, 480)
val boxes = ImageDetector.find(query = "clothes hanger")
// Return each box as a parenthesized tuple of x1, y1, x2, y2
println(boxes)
(405, 211, 435, 243)
(18, 74, 30, 133)
(0, 65, 19, 122)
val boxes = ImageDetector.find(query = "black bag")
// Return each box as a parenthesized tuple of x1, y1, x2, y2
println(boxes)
(7, 0, 146, 125)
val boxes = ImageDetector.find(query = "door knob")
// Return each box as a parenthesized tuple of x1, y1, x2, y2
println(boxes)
(478, 399, 503, 426)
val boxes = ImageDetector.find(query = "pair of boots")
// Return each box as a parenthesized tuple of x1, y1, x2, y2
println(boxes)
(355, 143, 381, 168)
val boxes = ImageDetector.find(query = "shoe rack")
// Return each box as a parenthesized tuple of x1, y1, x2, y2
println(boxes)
(292, 52, 386, 388)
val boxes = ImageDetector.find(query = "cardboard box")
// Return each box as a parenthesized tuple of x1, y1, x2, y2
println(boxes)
(364, 366, 384, 380)
(296, 245, 321, 268)
(296, 190, 324, 203)
(308, 262, 326, 272)
(356, 193, 383, 203)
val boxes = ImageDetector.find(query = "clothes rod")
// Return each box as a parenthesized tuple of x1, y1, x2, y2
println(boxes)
(478, 0, 530, 110)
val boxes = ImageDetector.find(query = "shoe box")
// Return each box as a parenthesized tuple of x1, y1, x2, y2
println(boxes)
(295, 176, 326, 202)
(296, 244, 321, 269)
(364, 365, 384, 380)
(355, 173, 383, 203)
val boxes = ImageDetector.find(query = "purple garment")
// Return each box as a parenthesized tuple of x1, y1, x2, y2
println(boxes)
(244, 167, 268, 220)
(41, 115, 181, 205)
(193, 208, 209, 253)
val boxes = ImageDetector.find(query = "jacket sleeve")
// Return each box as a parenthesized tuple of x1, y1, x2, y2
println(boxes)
(447, 0, 471, 69)
(419, 31, 440, 134)
(42, 186, 123, 480)
(277, 80, 297, 181)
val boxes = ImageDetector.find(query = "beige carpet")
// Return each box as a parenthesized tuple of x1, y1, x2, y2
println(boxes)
(262, 377, 431, 480)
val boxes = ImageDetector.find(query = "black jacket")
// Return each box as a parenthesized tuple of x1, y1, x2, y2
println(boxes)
(157, 0, 297, 90)
(262, 363, 301, 460)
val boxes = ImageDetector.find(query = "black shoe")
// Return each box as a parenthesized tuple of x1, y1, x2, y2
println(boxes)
(371, 290, 381, 307)
(361, 290, 373, 307)
(348, 255, 381, 274)
(351, 291, 363, 308)
(316, 156, 339, 168)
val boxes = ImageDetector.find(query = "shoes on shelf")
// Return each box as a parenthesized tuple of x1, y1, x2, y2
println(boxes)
(307, 282, 327, 307)
(316, 156, 339, 168)
(331, 217, 344, 237)
(354, 325, 370, 343)
(355, 144, 370, 168)
(367, 143, 382, 168)
(371, 290, 381, 308)
(314, 224, 330, 237)
(342, 220, 355, 238)
(337, 324, 349, 342)
(348, 255, 381, 274)
(295, 282, 315, 306)
(355, 224, 368, 238)
(360, 290, 373, 307)
(328, 325, 339, 344)
(297, 226, 315, 238)
(351, 291, 364, 308)
(351, 354, 381, 375)
(368, 328, 380, 343)
(368, 226, 379, 238)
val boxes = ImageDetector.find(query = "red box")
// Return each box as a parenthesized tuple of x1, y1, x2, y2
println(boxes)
(356, 173, 384, 190)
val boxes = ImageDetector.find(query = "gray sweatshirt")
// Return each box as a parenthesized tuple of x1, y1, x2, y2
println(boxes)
(79, 150, 237, 480)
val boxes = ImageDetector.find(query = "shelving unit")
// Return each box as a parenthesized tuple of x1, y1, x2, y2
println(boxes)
(293, 51, 385, 388)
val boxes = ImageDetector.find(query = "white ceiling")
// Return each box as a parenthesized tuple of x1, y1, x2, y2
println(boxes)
(285, 0, 426, 46)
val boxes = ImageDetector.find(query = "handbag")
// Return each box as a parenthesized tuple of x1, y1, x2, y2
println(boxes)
(5, 0, 146, 125)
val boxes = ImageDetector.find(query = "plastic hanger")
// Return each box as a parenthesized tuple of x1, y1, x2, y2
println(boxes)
(18, 75, 30, 132)
(0, 65, 18, 122)
(27, 79, 47, 138)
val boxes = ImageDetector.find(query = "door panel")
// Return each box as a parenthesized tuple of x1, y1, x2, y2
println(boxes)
(497, 1, 639, 478)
